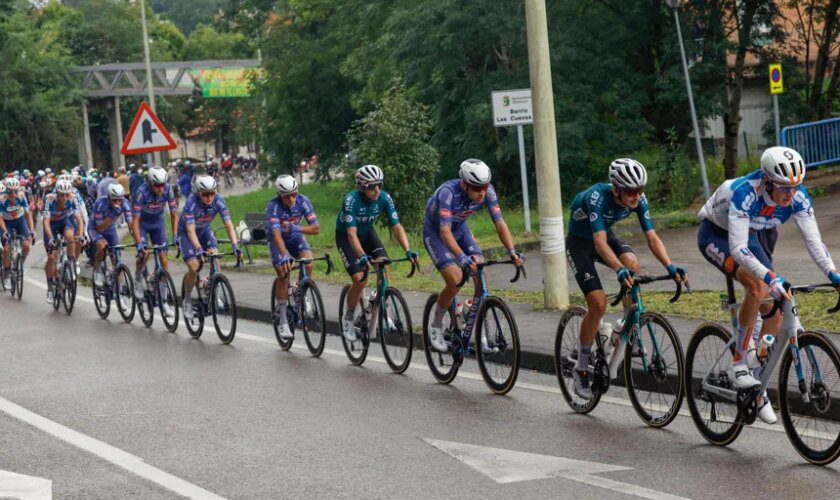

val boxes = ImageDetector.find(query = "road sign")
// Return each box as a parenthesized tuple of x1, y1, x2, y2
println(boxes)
(769, 63, 784, 94)
(491, 89, 533, 127)
(120, 102, 177, 155)
(190, 67, 258, 98)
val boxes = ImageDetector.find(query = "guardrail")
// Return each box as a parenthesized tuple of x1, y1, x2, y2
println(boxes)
(781, 117, 840, 168)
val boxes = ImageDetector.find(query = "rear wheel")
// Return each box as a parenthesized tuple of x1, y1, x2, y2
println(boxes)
(51, 275, 61, 311)
(475, 296, 519, 394)
(93, 263, 111, 319)
(379, 287, 413, 374)
(271, 278, 293, 350)
(211, 274, 237, 344)
(114, 264, 135, 323)
(339, 284, 369, 365)
(779, 331, 840, 465)
(138, 275, 154, 328)
(181, 276, 204, 338)
(301, 281, 327, 357)
(422, 294, 460, 385)
(61, 261, 76, 315)
(555, 306, 601, 414)
(157, 271, 179, 332)
(12, 254, 23, 300)
(684, 323, 743, 446)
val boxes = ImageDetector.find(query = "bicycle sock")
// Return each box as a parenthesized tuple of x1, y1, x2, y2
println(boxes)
(345, 307, 355, 321)
(576, 343, 592, 372)
(277, 299, 288, 324)
(734, 325, 753, 363)
(432, 304, 447, 327)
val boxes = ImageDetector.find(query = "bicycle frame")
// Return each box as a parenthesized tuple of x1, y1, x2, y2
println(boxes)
(361, 256, 416, 335)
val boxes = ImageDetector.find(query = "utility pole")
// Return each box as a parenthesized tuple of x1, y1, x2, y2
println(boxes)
(139, 0, 159, 167)
(524, 0, 569, 309)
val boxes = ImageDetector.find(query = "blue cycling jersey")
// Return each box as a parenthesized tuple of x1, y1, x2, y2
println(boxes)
(567, 183, 653, 238)
(88, 197, 132, 232)
(43, 193, 78, 223)
(178, 193, 231, 233)
(0, 192, 30, 221)
(265, 194, 318, 236)
(424, 179, 503, 230)
(132, 183, 177, 224)
(335, 190, 400, 235)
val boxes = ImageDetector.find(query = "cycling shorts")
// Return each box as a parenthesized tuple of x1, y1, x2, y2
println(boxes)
(268, 231, 311, 267)
(138, 220, 168, 249)
(179, 226, 218, 262)
(697, 218, 773, 278)
(45, 220, 73, 251)
(335, 229, 387, 276)
(422, 221, 481, 270)
(566, 231, 634, 296)
(3, 217, 30, 240)
(88, 226, 119, 247)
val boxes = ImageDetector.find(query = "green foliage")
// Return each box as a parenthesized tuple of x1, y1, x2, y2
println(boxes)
(150, 0, 223, 35)
(341, 85, 439, 232)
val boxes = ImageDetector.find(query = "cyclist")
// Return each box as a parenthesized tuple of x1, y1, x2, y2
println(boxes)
(424, 159, 525, 353)
(565, 159, 687, 399)
(697, 146, 839, 424)
(266, 175, 320, 339)
(178, 175, 242, 319)
(0, 177, 35, 290)
(88, 183, 140, 288)
(335, 165, 418, 341)
(43, 180, 83, 303)
(132, 166, 179, 317)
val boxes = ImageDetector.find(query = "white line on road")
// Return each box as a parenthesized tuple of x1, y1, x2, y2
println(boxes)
(0, 469, 52, 499)
(0, 397, 225, 499)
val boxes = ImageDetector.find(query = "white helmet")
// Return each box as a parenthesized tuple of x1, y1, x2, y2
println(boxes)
(44, 168, 52, 174)
(761, 146, 805, 186)
(56, 179, 74, 194)
(107, 183, 125, 200)
(609, 158, 648, 189)
(194, 175, 217, 193)
(459, 158, 492, 186)
(355, 165, 384, 185)
(275, 175, 298, 195)
(58, 173, 72, 183)
(147, 166, 168, 184)
(4, 177, 20, 191)
(37, 170, 45, 177)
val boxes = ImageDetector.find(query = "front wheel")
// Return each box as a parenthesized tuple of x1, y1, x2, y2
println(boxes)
(379, 287, 413, 374)
(624, 312, 685, 428)
(779, 331, 840, 465)
(61, 261, 76, 315)
(554, 306, 601, 413)
(181, 277, 204, 338)
(301, 281, 327, 357)
(421, 293, 459, 385)
(476, 296, 519, 395)
(211, 274, 237, 344)
(339, 284, 369, 365)
(114, 264, 135, 323)
(157, 271, 179, 332)
(93, 264, 111, 319)
(12, 254, 23, 300)
(271, 278, 293, 350)
(684, 323, 743, 446)
(138, 275, 154, 328)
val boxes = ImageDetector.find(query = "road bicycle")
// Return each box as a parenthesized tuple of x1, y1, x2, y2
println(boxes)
(685, 276, 840, 464)
(421, 259, 525, 395)
(272, 253, 333, 356)
(339, 256, 417, 373)
(136, 244, 179, 332)
(555, 274, 686, 427)
(92, 244, 135, 322)
(181, 251, 242, 344)
(49, 236, 77, 315)
(3, 233, 26, 300)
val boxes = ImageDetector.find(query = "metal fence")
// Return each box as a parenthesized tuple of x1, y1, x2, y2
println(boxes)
(781, 117, 840, 168)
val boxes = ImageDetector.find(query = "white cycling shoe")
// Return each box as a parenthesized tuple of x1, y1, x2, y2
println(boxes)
(2, 277, 10, 290)
(93, 269, 104, 288)
(277, 322, 294, 340)
(134, 279, 144, 299)
(342, 316, 357, 341)
(162, 303, 175, 319)
(183, 298, 195, 320)
(45, 288, 54, 304)
(757, 391, 777, 424)
(429, 325, 448, 352)
(728, 362, 761, 389)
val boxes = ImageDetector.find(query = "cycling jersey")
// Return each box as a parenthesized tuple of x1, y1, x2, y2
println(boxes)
(178, 193, 231, 233)
(567, 183, 654, 238)
(334, 190, 400, 235)
(265, 194, 318, 236)
(698, 169, 835, 281)
(424, 179, 503, 229)
(0, 191, 30, 221)
(88, 197, 133, 233)
(132, 183, 177, 224)
(43, 193, 78, 223)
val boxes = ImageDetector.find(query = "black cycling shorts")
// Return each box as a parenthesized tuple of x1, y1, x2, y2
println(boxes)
(335, 229, 388, 276)
(566, 232, 634, 296)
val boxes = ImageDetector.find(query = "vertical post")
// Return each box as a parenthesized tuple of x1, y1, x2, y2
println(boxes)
(773, 94, 781, 146)
(524, 0, 569, 309)
(516, 125, 532, 233)
(114, 97, 125, 170)
(139, 0, 159, 167)
(81, 101, 94, 169)
(672, 7, 711, 198)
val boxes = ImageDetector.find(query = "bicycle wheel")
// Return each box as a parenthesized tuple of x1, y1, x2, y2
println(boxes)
(421, 293, 459, 384)
(271, 278, 293, 350)
(52, 278, 61, 311)
(379, 287, 413, 374)
(61, 261, 76, 315)
(93, 264, 110, 319)
(138, 276, 154, 328)
(114, 264, 135, 323)
(211, 274, 237, 344)
(475, 296, 520, 394)
(181, 276, 204, 338)
(339, 284, 369, 365)
(779, 331, 840, 465)
(554, 306, 601, 413)
(12, 254, 23, 300)
(685, 323, 744, 446)
(624, 312, 685, 428)
(157, 271, 179, 333)
(301, 281, 327, 357)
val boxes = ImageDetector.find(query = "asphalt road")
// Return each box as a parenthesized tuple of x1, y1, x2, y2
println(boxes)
(1, 278, 840, 499)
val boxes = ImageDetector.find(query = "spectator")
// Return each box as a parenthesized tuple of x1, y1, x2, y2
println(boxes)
(116, 166, 130, 195)
(97, 172, 117, 199)
(129, 165, 144, 198)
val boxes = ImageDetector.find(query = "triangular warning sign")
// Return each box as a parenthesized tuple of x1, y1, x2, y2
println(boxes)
(120, 102, 177, 155)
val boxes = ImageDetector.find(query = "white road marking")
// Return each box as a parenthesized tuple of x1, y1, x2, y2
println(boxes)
(0, 397, 225, 500)
(0, 470, 52, 499)
(424, 439, 689, 499)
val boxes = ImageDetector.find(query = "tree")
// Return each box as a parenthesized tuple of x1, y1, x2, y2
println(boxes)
(151, 0, 223, 35)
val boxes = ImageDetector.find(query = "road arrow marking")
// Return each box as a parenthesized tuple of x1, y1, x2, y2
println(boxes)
(0, 470, 52, 499)
(424, 439, 689, 499)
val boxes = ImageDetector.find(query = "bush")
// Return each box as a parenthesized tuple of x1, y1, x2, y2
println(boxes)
(341, 84, 439, 232)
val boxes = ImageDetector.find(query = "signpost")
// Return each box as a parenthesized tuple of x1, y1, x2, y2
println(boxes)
(120, 102, 177, 156)
(491, 89, 533, 232)
(769, 63, 784, 145)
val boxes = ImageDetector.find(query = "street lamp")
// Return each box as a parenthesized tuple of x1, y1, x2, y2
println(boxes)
(666, 0, 711, 198)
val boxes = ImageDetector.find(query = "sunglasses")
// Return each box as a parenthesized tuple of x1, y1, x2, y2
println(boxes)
(620, 187, 644, 196)
(363, 183, 383, 191)
(200, 191, 216, 198)
(152, 183, 166, 189)
(772, 184, 797, 194)
(467, 184, 490, 193)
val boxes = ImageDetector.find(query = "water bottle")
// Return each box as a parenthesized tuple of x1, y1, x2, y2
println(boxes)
(463, 298, 475, 324)
(757, 334, 775, 364)
(201, 276, 212, 303)
(598, 320, 613, 356)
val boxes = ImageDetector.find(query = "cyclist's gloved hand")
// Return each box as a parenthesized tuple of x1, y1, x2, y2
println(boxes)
(405, 250, 419, 261)
(355, 254, 369, 267)
(616, 267, 634, 287)
(508, 248, 525, 265)
(45, 238, 55, 252)
(829, 270, 840, 287)
(278, 253, 292, 267)
(767, 275, 790, 300)
(457, 253, 473, 269)
(1, 231, 9, 243)
(233, 244, 243, 258)
(667, 263, 687, 281)
(136, 242, 146, 253)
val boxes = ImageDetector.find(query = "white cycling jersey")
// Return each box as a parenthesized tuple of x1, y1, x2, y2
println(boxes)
(698, 169, 835, 281)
